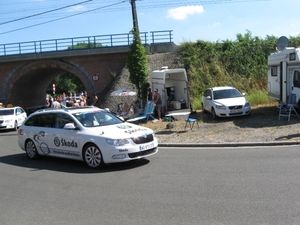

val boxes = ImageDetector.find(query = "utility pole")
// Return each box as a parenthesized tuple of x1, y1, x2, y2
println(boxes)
(130, 0, 139, 34)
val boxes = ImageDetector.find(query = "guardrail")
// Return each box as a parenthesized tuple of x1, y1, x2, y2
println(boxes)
(0, 30, 173, 56)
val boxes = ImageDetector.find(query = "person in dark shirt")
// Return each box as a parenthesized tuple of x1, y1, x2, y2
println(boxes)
(147, 88, 153, 104)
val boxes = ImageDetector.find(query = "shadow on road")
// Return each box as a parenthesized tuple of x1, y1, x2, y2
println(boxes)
(0, 153, 150, 173)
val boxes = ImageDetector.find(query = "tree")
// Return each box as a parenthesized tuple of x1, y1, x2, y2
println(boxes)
(47, 73, 85, 95)
(67, 42, 102, 50)
(127, 30, 149, 102)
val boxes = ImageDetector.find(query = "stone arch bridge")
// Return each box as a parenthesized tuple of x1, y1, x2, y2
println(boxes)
(0, 44, 178, 110)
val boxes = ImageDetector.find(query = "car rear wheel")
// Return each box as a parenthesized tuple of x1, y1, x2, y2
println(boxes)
(83, 144, 104, 169)
(25, 139, 39, 159)
(14, 121, 18, 131)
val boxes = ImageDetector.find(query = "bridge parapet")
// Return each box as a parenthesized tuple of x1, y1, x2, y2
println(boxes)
(0, 30, 173, 57)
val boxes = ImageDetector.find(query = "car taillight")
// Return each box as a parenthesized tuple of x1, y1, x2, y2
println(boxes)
(18, 129, 23, 135)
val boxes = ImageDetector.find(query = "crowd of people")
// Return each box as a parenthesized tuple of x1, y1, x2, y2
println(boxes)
(46, 93, 98, 108)
(0, 101, 14, 108)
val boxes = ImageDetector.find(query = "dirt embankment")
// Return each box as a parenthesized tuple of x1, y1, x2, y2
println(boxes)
(142, 105, 300, 144)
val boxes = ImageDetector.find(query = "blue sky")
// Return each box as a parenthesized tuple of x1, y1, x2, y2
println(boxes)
(0, 0, 299, 45)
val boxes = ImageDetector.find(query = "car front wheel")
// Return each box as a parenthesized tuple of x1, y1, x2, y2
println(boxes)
(25, 139, 39, 159)
(202, 103, 207, 113)
(83, 144, 104, 169)
(211, 108, 217, 120)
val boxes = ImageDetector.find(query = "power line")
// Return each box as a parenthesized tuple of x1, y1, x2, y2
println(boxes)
(0, 0, 92, 26)
(0, 1, 126, 36)
(0, 0, 270, 36)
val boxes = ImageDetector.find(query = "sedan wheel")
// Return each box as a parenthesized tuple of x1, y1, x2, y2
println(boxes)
(14, 121, 18, 131)
(211, 108, 217, 120)
(25, 139, 39, 159)
(202, 103, 207, 113)
(83, 144, 104, 169)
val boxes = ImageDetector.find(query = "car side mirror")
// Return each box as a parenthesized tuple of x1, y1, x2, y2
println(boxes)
(206, 96, 212, 100)
(63, 123, 78, 130)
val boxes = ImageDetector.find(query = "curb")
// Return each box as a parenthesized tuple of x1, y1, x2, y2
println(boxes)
(158, 141, 300, 148)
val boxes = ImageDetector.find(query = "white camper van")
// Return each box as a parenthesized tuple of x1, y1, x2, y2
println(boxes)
(151, 66, 190, 113)
(268, 36, 300, 107)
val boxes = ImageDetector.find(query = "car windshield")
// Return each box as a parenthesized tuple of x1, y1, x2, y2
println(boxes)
(0, 109, 14, 116)
(213, 89, 243, 100)
(72, 109, 123, 127)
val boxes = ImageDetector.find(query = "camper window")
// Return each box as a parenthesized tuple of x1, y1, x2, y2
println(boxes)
(271, 66, 277, 76)
(290, 53, 296, 61)
(293, 70, 300, 88)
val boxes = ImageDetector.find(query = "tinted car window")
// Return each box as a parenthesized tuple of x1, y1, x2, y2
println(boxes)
(24, 113, 56, 128)
(204, 89, 211, 98)
(0, 109, 14, 116)
(54, 113, 76, 129)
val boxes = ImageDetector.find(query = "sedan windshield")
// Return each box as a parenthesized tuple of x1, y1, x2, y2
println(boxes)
(0, 109, 14, 116)
(213, 89, 243, 100)
(73, 110, 123, 127)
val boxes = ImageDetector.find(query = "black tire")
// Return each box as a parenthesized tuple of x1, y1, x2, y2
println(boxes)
(14, 121, 18, 131)
(211, 108, 217, 120)
(202, 103, 207, 113)
(83, 144, 104, 169)
(25, 139, 39, 159)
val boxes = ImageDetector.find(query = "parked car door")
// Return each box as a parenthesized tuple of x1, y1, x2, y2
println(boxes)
(202, 89, 213, 112)
(16, 107, 27, 126)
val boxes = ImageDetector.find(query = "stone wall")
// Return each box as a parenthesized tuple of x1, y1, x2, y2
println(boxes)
(100, 52, 183, 115)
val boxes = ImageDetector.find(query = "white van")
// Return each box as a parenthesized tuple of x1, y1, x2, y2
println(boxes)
(151, 66, 190, 113)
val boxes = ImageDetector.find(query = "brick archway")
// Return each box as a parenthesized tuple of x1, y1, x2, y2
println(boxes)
(4, 59, 95, 108)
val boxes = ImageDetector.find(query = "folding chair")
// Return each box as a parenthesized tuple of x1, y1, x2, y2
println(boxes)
(184, 111, 199, 131)
(126, 102, 155, 123)
(278, 94, 300, 121)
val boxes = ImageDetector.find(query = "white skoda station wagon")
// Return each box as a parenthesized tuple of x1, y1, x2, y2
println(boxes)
(18, 107, 158, 169)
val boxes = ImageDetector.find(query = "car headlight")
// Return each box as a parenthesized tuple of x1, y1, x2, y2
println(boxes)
(106, 139, 129, 146)
(215, 104, 226, 109)
(5, 119, 13, 123)
(245, 102, 250, 107)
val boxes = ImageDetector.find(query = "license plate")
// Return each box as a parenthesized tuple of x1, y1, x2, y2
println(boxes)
(231, 109, 242, 113)
(139, 142, 154, 151)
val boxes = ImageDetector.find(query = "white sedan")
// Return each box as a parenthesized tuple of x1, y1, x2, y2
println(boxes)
(202, 86, 251, 119)
(0, 106, 27, 130)
(18, 107, 158, 169)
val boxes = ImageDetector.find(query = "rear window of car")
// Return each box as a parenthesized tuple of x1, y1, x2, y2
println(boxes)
(0, 109, 14, 116)
(24, 113, 56, 128)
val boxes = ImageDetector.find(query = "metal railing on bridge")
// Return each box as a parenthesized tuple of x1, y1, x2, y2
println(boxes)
(0, 30, 173, 57)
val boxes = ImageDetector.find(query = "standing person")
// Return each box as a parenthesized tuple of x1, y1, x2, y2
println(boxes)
(147, 88, 153, 104)
(80, 97, 86, 107)
(153, 88, 162, 120)
(73, 99, 80, 107)
(6, 102, 13, 108)
(48, 97, 53, 108)
(52, 98, 62, 108)
(86, 96, 93, 106)
(92, 94, 98, 106)
(0, 102, 3, 108)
